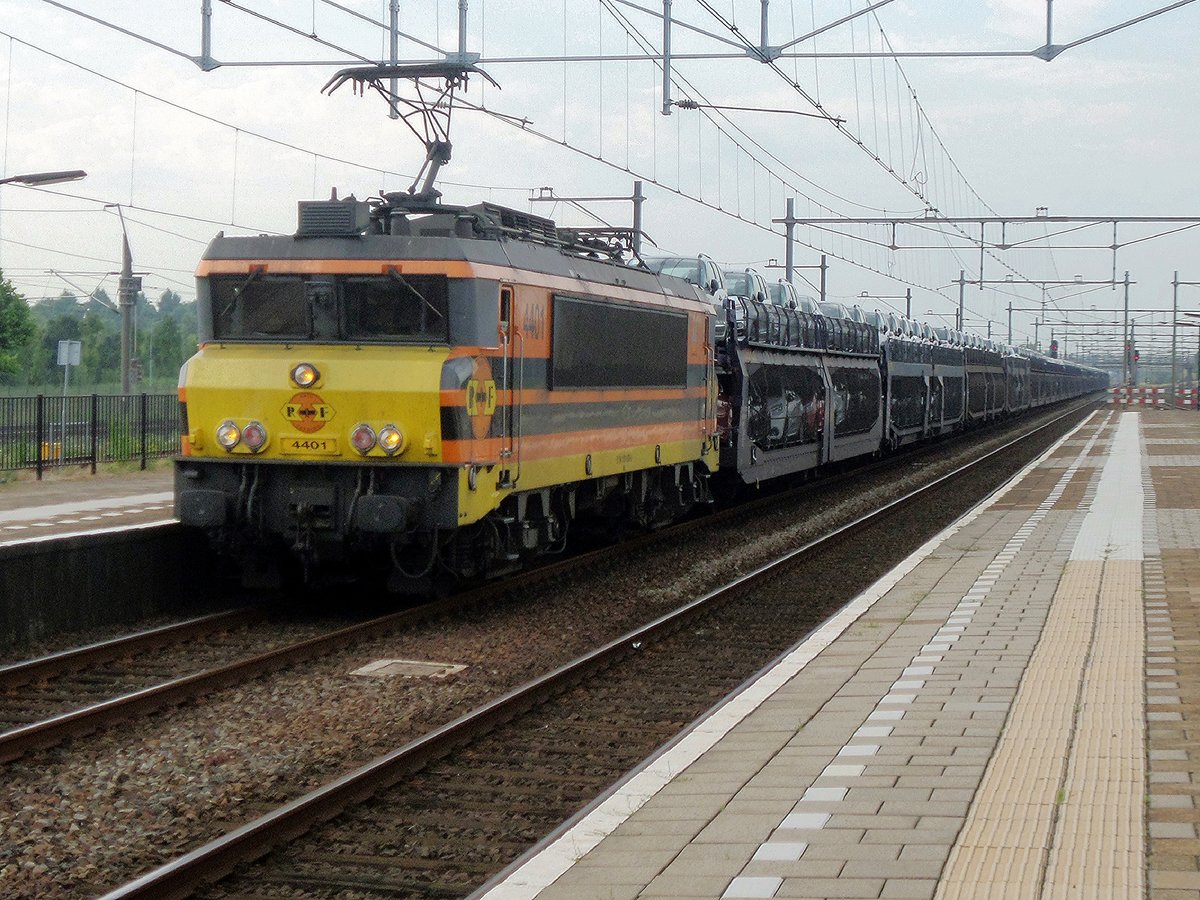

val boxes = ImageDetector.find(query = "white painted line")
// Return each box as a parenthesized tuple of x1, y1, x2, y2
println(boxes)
(1071, 412, 1144, 562)
(751, 843, 807, 862)
(820, 764, 866, 778)
(0, 491, 172, 525)
(723, 875, 782, 898)
(780, 812, 831, 829)
(838, 745, 878, 757)
(855, 726, 893, 738)
(800, 786, 847, 802)
(0, 518, 177, 549)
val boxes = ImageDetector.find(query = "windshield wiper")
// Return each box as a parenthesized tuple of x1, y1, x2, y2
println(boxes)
(387, 267, 445, 323)
(218, 269, 262, 322)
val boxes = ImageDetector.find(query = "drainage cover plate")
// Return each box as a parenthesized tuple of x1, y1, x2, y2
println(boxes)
(350, 659, 467, 679)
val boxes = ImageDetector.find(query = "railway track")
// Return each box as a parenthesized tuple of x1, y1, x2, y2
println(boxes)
(99, 400, 1100, 900)
(1, 402, 1083, 769)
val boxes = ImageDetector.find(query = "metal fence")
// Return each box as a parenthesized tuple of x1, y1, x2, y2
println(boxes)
(0, 394, 179, 477)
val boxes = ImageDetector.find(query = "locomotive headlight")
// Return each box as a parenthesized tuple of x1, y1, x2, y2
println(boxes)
(377, 425, 405, 455)
(242, 420, 268, 452)
(216, 420, 241, 450)
(350, 423, 377, 454)
(290, 363, 320, 388)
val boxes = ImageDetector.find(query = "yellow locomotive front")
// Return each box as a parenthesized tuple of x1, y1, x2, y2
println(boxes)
(176, 198, 716, 588)
(176, 200, 516, 585)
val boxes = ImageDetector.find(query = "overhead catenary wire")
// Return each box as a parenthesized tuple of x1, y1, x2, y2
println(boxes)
(0, 30, 533, 194)
(10, 2, 1177, 336)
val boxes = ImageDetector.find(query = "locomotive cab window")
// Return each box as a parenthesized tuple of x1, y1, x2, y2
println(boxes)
(341, 274, 448, 342)
(201, 272, 505, 345)
(211, 275, 309, 339)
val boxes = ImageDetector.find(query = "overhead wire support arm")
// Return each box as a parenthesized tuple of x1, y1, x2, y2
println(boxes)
(40, 0, 1200, 70)
(774, 0, 898, 53)
(1037, 0, 1198, 60)
(673, 99, 843, 122)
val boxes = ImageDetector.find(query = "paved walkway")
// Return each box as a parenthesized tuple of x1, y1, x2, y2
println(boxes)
(0, 468, 173, 544)
(479, 408, 1200, 900)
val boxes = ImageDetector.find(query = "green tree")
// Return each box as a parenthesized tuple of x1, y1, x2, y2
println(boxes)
(31, 290, 84, 323)
(158, 289, 183, 318)
(0, 271, 36, 383)
(149, 316, 184, 384)
(37, 315, 84, 384)
(80, 311, 120, 386)
(83, 287, 116, 317)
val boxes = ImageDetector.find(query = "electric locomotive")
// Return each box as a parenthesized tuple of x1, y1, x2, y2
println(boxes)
(176, 195, 716, 586)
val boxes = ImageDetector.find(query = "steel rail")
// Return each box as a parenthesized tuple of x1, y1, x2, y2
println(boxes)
(99, 398, 1099, 900)
(0, 588, 493, 764)
(0, 524, 674, 764)
(0, 609, 262, 692)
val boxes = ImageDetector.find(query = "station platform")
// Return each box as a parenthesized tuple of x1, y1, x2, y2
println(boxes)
(481, 408, 1200, 900)
(0, 467, 173, 544)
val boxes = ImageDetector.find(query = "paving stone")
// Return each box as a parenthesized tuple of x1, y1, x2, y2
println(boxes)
(488, 415, 1198, 900)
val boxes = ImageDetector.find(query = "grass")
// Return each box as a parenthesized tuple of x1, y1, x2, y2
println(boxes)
(0, 456, 173, 486)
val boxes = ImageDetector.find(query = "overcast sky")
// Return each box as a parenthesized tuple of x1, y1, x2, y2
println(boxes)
(0, 0, 1196, 351)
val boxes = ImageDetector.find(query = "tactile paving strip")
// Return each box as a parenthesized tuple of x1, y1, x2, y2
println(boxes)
(938, 413, 1145, 899)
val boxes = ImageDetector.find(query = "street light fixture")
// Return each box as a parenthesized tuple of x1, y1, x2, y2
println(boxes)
(0, 170, 87, 187)
(0, 169, 88, 273)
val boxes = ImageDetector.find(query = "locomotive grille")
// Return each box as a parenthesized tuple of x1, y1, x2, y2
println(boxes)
(476, 202, 558, 241)
(297, 200, 371, 236)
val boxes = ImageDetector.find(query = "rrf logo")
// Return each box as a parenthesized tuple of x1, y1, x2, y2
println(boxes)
(281, 392, 335, 433)
(466, 356, 497, 440)
(466, 379, 497, 417)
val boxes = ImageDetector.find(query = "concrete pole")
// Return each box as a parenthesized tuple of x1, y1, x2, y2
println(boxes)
(1122, 270, 1130, 386)
(905, 288, 911, 318)
(1130, 321, 1137, 387)
(119, 230, 134, 395)
(784, 197, 795, 284)
(388, 0, 400, 119)
(956, 270, 965, 331)
(200, 0, 214, 69)
(1007, 302, 1012, 344)
(631, 180, 644, 256)
(1172, 271, 1179, 407)
(661, 0, 674, 115)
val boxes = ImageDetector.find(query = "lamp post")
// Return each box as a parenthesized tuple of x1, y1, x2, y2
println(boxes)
(104, 204, 143, 395)
(0, 170, 87, 188)
(0, 170, 87, 271)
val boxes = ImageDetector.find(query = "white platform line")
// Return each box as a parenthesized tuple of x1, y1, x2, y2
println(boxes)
(0, 491, 173, 525)
(0, 518, 177, 548)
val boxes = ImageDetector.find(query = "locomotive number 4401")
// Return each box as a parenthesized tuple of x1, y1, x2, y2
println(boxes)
(280, 435, 339, 455)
